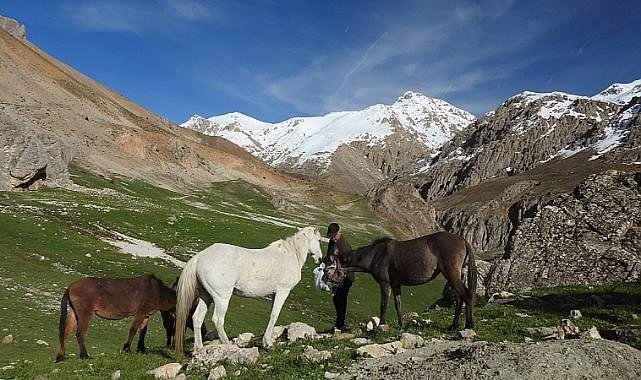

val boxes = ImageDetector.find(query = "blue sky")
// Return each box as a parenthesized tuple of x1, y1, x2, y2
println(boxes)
(2, 0, 640, 123)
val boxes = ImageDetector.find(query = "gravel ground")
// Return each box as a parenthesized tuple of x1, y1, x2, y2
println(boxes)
(340, 338, 641, 380)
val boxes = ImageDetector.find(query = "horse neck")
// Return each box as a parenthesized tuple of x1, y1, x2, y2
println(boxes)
(158, 284, 177, 311)
(345, 246, 375, 272)
(282, 236, 308, 267)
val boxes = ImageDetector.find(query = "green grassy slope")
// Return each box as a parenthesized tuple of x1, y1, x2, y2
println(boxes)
(0, 167, 444, 379)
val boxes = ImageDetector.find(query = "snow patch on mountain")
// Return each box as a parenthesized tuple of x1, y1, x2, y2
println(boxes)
(182, 92, 475, 169)
(592, 79, 641, 104)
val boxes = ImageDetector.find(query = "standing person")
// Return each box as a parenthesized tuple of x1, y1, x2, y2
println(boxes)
(323, 222, 354, 332)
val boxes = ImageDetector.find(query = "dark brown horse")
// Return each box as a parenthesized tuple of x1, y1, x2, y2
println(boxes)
(55, 274, 176, 362)
(161, 278, 208, 347)
(331, 231, 477, 330)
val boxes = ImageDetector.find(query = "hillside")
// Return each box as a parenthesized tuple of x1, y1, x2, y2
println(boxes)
(0, 16, 299, 194)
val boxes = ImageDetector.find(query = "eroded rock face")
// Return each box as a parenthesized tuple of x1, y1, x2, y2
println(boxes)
(0, 124, 72, 190)
(0, 16, 26, 40)
(487, 170, 641, 293)
(417, 94, 619, 202)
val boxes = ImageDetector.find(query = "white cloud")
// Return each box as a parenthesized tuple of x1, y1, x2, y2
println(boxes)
(258, 1, 530, 116)
(61, 0, 213, 33)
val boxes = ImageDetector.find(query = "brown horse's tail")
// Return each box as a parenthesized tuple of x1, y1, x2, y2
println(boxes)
(174, 254, 199, 355)
(58, 288, 70, 346)
(465, 241, 478, 299)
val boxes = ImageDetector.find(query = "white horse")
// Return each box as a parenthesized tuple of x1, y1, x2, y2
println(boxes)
(174, 226, 323, 354)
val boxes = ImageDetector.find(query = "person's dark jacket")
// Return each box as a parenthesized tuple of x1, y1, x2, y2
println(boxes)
(326, 235, 354, 283)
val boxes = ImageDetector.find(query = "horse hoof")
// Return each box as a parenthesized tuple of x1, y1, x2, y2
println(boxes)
(80, 353, 90, 360)
(55, 355, 65, 363)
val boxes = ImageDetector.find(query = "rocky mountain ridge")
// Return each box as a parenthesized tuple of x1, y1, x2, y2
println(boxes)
(182, 92, 475, 194)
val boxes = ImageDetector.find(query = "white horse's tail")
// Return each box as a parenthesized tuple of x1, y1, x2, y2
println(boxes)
(174, 254, 199, 355)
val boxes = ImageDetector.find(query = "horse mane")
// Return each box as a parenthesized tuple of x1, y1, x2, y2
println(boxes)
(349, 237, 393, 258)
(371, 237, 393, 246)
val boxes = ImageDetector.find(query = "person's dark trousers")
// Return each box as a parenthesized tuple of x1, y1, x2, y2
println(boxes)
(332, 277, 353, 329)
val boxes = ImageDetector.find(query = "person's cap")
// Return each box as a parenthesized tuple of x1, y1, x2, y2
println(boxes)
(327, 223, 340, 239)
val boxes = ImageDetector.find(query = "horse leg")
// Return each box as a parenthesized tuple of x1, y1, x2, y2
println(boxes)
(446, 276, 469, 331)
(210, 293, 232, 346)
(56, 312, 77, 362)
(161, 311, 175, 347)
(192, 296, 211, 351)
(450, 292, 463, 331)
(136, 317, 150, 353)
(392, 285, 404, 328)
(378, 282, 391, 326)
(75, 312, 92, 359)
(122, 315, 145, 353)
(263, 289, 291, 349)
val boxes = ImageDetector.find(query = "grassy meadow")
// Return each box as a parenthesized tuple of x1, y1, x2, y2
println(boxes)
(1, 166, 640, 379)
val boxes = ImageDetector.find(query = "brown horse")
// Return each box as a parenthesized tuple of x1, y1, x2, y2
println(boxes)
(331, 231, 477, 330)
(55, 274, 176, 362)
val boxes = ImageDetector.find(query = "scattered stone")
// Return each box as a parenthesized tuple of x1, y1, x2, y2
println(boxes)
(111, 370, 121, 380)
(298, 345, 331, 363)
(285, 322, 317, 342)
(324, 371, 340, 379)
(174, 374, 187, 380)
(558, 319, 580, 339)
(409, 318, 432, 327)
(233, 332, 254, 347)
(356, 341, 405, 358)
(35, 339, 48, 346)
(515, 313, 530, 318)
(188, 343, 259, 370)
(2, 335, 13, 344)
(272, 325, 286, 341)
(459, 329, 476, 340)
(569, 309, 582, 319)
(365, 316, 380, 332)
(581, 326, 602, 340)
(145, 363, 182, 379)
(208, 365, 226, 380)
(350, 337, 372, 346)
(487, 291, 516, 304)
(524, 327, 558, 337)
(400, 333, 425, 349)
(377, 324, 390, 333)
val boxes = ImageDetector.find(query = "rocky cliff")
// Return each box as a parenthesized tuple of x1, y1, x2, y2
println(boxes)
(487, 170, 641, 292)
(371, 85, 641, 293)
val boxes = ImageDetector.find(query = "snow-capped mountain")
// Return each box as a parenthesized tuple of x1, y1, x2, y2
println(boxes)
(592, 79, 641, 104)
(182, 92, 475, 172)
(414, 78, 641, 201)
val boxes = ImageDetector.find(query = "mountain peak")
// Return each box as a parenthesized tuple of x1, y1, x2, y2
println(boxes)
(592, 79, 641, 104)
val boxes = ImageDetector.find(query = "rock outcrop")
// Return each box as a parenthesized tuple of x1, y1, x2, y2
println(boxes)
(0, 122, 72, 190)
(0, 15, 26, 40)
(487, 170, 641, 293)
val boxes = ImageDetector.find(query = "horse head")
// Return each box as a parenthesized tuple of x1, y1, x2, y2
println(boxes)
(322, 253, 347, 287)
(301, 226, 323, 264)
(295, 226, 323, 264)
